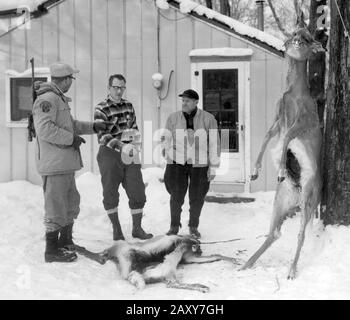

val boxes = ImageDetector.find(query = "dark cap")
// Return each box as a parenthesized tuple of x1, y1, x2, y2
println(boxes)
(178, 89, 199, 100)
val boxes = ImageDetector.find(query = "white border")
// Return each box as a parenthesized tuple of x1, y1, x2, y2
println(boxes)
(5, 67, 50, 128)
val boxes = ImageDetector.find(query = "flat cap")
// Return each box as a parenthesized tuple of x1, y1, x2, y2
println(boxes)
(50, 62, 79, 77)
(178, 89, 199, 100)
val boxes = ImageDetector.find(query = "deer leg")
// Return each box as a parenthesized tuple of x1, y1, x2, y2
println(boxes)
(251, 119, 280, 180)
(142, 243, 189, 284)
(182, 253, 241, 265)
(241, 180, 300, 270)
(165, 280, 210, 293)
(127, 271, 146, 289)
(74, 245, 109, 265)
(287, 179, 318, 279)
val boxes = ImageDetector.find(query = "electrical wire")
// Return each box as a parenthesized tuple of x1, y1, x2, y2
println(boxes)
(158, 69, 174, 100)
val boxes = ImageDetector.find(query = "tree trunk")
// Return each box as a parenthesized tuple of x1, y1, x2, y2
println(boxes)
(321, 0, 350, 225)
(308, 0, 328, 127)
(219, 0, 231, 16)
(205, 0, 213, 9)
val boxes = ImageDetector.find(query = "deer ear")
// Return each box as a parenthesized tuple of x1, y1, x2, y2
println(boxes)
(296, 9, 307, 29)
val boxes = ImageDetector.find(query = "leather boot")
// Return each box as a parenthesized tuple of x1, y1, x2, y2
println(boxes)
(108, 213, 125, 240)
(189, 226, 201, 239)
(45, 230, 77, 263)
(132, 213, 153, 240)
(166, 225, 179, 236)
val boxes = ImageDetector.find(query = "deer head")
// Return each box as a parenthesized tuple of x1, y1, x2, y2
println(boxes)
(284, 10, 325, 61)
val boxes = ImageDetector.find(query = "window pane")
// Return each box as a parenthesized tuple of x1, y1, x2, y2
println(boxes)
(202, 69, 239, 152)
(203, 92, 220, 112)
(11, 77, 47, 121)
(222, 91, 238, 111)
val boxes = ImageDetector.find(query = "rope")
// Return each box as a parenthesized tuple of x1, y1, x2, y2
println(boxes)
(200, 238, 243, 244)
(200, 234, 267, 245)
(333, 0, 350, 39)
(158, 69, 174, 100)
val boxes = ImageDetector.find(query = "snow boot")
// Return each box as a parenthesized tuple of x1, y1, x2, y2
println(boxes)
(132, 213, 153, 240)
(45, 230, 77, 263)
(58, 223, 75, 250)
(189, 227, 201, 239)
(108, 213, 125, 241)
(166, 225, 179, 236)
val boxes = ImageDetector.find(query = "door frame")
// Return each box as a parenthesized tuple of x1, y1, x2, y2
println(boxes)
(191, 60, 251, 191)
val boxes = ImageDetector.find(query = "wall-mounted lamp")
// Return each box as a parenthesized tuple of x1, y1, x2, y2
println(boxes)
(152, 72, 164, 90)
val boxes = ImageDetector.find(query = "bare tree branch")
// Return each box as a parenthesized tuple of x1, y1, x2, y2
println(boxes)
(266, 0, 291, 37)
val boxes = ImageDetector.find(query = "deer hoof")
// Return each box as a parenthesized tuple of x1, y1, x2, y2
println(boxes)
(128, 271, 146, 290)
(287, 268, 297, 280)
(239, 263, 251, 271)
(250, 174, 258, 181)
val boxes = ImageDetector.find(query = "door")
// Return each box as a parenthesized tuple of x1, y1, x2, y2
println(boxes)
(192, 61, 246, 183)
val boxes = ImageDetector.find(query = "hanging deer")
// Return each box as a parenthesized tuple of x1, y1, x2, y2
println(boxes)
(241, 12, 325, 279)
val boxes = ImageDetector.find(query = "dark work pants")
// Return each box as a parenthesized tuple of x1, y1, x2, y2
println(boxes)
(97, 146, 146, 214)
(164, 163, 210, 228)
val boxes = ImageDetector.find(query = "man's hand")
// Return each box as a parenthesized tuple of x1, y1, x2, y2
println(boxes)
(93, 121, 112, 133)
(207, 167, 216, 181)
(122, 143, 139, 157)
(71, 135, 86, 150)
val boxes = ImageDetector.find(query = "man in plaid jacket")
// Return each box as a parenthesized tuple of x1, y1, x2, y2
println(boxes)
(94, 74, 153, 240)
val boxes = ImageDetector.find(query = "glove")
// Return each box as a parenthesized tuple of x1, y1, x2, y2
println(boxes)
(93, 121, 112, 133)
(71, 135, 86, 150)
(121, 143, 139, 157)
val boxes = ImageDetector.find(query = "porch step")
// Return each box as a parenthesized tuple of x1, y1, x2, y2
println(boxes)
(205, 195, 255, 204)
(209, 182, 246, 194)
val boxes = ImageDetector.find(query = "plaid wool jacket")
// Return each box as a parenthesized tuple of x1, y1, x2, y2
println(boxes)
(94, 96, 139, 152)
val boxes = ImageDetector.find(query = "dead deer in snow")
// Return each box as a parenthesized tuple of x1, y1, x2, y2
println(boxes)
(241, 13, 325, 279)
(75, 234, 237, 292)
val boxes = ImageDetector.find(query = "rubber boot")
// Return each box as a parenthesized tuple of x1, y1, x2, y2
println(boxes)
(132, 213, 153, 240)
(45, 230, 77, 263)
(108, 213, 125, 240)
(58, 223, 75, 250)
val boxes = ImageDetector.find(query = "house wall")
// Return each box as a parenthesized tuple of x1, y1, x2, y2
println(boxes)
(0, 0, 288, 192)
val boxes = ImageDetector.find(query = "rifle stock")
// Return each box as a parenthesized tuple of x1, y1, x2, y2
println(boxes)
(28, 57, 36, 142)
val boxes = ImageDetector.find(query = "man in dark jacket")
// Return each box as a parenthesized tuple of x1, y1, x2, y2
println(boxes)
(33, 62, 109, 263)
(94, 74, 153, 241)
(162, 89, 220, 239)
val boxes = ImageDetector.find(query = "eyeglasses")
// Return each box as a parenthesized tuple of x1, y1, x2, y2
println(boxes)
(110, 86, 126, 90)
(68, 75, 76, 80)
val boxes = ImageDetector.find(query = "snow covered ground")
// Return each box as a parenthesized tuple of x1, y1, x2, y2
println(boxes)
(1, 168, 350, 300)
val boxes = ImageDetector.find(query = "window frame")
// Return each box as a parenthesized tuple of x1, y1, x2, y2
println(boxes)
(5, 67, 50, 128)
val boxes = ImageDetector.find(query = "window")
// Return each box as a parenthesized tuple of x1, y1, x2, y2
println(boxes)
(202, 69, 239, 152)
(10, 77, 47, 121)
(5, 68, 50, 127)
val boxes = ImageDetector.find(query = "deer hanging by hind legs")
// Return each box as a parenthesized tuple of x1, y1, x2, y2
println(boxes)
(241, 12, 324, 279)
